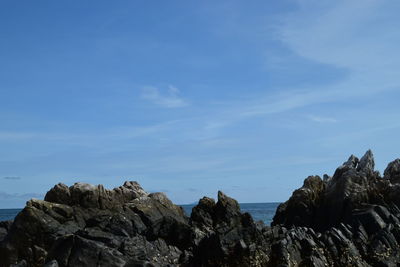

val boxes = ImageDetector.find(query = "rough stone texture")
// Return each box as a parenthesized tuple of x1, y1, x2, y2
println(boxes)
(189, 191, 269, 266)
(271, 150, 400, 266)
(3, 151, 400, 266)
(384, 159, 400, 184)
(0, 182, 188, 267)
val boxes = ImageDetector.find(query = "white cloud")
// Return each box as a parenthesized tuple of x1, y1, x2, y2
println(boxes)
(0, 120, 179, 145)
(308, 115, 337, 123)
(0, 191, 43, 200)
(141, 85, 188, 108)
(197, 0, 400, 134)
(279, 0, 400, 87)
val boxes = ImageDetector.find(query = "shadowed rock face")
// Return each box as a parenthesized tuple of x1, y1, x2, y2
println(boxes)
(0, 181, 266, 267)
(272, 150, 385, 231)
(2, 150, 400, 266)
(270, 150, 400, 266)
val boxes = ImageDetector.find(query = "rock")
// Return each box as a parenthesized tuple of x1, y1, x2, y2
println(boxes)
(129, 193, 191, 249)
(45, 181, 148, 210)
(43, 260, 58, 267)
(272, 175, 324, 228)
(270, 150, 400, 266)
(352, 206, 387, 235)
(357, 149, 375, 173)
(190, 196, 216, 229)
(384, 159, 400, 183)
(4, 151, 400, 266)
(44, 183, 71, 205)
(189, 191, 269, 266)
(0, 221, 12, 242)
(274, 151, 380, 231)
(0, 181, 186, 267)
(343, 154, 359, 168)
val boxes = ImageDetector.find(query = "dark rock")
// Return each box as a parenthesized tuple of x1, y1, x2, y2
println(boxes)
(270, 150, 400, 266)
(384, 159, 400, 183)
(0, 181, 186, 267)
(44, 184, 71, 205)
(189, 191, 269, 266)
(357, 149, 375, 173)
(0, 221, 12, 242)
(272, 175, 324, 228)
(43, 260, 58, 267)
(4, 151, 400, 266)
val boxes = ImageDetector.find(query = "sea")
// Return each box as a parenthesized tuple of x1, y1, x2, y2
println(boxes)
(181, 202, 280, 225)
(0, 203, 280, 225)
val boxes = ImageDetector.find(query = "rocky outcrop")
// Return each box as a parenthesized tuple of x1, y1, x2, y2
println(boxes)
(0, 182, 188, 267)
(271, 150, 400, 266)
(3, 150, 400, 266)
(189, 192, 269, 266)
(0, 181, 268, 267)
(0, 221, 12, 243)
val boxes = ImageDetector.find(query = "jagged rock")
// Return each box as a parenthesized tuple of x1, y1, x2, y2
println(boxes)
(271, 150, 400, 266)
(384, 159, 400, 183)
(357, 149, 375, 173)
(0, 181, 187, 267)
(44, 181, 147, 210)
(128, 193, 191, 249)
(272, 175, 324, 227)
(0, 221, 12, 242)
(189, 190, 269, 267)
(274, 150, 380, 231)
(343, 154, 359, 168)
(190, 196, 216, 229)
(3, 150, 400, 266)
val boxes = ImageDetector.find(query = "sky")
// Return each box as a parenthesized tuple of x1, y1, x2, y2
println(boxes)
(1, 0, 400, 208)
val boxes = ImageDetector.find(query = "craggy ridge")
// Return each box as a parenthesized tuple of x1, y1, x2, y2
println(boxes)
(2, 150, 400, 266)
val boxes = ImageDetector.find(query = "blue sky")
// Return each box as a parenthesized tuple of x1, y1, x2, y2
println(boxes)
(1, 0, 400, 208)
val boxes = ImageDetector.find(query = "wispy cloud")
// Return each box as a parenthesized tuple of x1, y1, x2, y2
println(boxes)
(308, 115, 337, 123)
(194, 1, 400, 135)
(141, 85, 188, 108)
(0, 191, 43, 200)
(3, 176, 21, 180)
(0, 120, 179, 143)
(279, 0, 400, 90)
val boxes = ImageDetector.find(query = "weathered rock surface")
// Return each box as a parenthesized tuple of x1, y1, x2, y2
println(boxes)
(272, 150, 400, 266)
(2, 150, 400, 266)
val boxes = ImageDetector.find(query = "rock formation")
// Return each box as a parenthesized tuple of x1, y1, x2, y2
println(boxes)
(2, 150, 400, 266)
(271, 150, 400, 266)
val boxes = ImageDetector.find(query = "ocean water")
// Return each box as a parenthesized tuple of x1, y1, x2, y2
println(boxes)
(0, 203, 280, 225)
(0, 209, 21, 221)
(181, 202, 280, 225)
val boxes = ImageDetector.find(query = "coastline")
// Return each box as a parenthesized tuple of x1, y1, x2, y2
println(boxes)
(2, 150, 400, 266)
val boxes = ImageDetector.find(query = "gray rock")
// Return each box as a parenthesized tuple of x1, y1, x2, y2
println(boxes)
(4, 151, 400, 267)
(384, 159, 400, 183)
(357, 149, 375, 173)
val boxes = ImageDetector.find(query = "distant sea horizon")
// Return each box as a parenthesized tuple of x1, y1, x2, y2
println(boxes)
(0, 203, 281, 225)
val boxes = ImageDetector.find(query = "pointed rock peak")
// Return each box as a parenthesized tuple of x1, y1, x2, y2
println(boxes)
(384, 159, 400, 183)
(217, 190, 227, 202)
(357, 149, 375, 172)
(217, 191, 239, 206)
(216, 191, 240, 217)
(323, 174, 331, 181)
(122, 181, 147, 196)
(343, 155, 359, 168)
